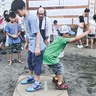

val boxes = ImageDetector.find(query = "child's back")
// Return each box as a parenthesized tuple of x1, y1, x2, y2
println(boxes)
(43, 36, 71, 65)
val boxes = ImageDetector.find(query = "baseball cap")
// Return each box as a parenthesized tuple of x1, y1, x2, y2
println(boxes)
(38, 7, 44, 14)
(59, 25, 75, 35)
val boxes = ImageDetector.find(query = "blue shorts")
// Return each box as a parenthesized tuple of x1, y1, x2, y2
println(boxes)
(27, 50, 44, 75)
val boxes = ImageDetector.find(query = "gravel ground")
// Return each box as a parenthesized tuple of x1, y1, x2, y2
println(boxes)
(0, 42, 96, 96)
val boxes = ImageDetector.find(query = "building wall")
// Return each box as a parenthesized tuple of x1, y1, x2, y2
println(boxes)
(0, 0, 26, 16)
(26, 0, 96, 25)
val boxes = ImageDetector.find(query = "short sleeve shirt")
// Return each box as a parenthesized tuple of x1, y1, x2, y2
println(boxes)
(43, 37, 71, 65)
(23, 13, 46, 52)
(4, 23, 22, 44)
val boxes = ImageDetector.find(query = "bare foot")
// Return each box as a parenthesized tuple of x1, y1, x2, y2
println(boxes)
(18, 60, 23, 64)
(9, 61, 12, 66)
(91, 46, 94, 49)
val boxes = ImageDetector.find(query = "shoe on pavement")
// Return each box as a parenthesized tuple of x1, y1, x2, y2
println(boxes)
(56, 82, 68, 90)
(26, 82, 42, 92)
(52, 77, 58, 83)
(21, 77, 35, 84)
(77, 45, 83, 48)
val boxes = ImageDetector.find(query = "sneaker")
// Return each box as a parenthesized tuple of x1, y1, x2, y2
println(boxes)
(52, 77, 58, 83)
(77, 44, 79, 48)
(85, 45, 89, 48)
(56, 82, 68, 90)
(26, 82, 42, 92)
(77, 45, 83, 48)
(21, 77, 35, 84)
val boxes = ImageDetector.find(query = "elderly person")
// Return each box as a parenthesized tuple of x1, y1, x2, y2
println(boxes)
(36, 6, 52, 45)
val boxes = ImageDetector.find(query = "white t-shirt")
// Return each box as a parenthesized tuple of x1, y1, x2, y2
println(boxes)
(36, 16, 53, 42)
(52, 25, 58, 35)
(89, 19, 96, 34)
(76, 23, 83, 36)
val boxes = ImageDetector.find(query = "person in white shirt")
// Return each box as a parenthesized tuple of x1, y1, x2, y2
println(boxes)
(36, 6, 52, 45)
(78, 8, 90, 45)
(79, 8, 90, 26)
(76, 16, 84, 48)
(85, 14, 96, 49)
(52, 20, 59, 40)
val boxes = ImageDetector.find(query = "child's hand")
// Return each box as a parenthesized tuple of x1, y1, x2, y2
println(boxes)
(45, 39, 48, 45)
(11, 35, 18, 38)
(35, 47, 40, 56)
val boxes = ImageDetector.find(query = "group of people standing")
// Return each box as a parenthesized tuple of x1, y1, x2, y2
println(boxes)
(0, 0, 95, 93)
(76, 8, 96, 49)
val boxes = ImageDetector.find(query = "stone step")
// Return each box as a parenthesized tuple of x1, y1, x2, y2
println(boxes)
(13, 75, 68, 96)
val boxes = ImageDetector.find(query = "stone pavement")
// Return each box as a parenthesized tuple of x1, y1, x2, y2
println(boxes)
(13, 75, 68, 96)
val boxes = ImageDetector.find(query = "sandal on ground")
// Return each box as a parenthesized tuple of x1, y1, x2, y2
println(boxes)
(18, 60, 23, 64)
(85, 45, 89, 48)
(91, 46, 94, 49)
(9, 61, 12, 66)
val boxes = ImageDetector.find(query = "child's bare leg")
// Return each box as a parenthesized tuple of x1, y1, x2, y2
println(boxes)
(76, 40, 78, 45)
(85, 38, 89, 47)
(91, 38, 94, 49)
(17, 52, 23, 63)
(0, 42, 3, 48)
(28, 70, 34, 78)
(79, 39, 83, 45)
(93, 38, 96, 44)
(57, 74, 63, 84)
(29, 70, 33, 75)
(35, 75, 40, 82)
(9, 54, 12, 65)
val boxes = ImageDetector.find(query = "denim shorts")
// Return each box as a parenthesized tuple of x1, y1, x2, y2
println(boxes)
(27, 50, 44, 75)
(48, 63, 64, 75)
